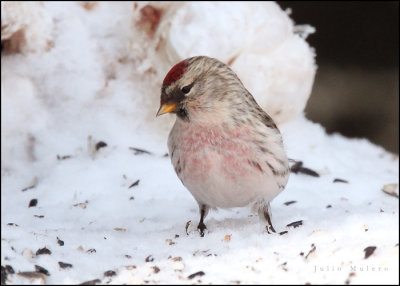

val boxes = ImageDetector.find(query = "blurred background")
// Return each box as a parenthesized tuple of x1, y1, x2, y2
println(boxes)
(278, 1, 399, 154)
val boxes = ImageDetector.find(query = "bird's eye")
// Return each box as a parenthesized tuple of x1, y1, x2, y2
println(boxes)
(181, 85, 192, 94)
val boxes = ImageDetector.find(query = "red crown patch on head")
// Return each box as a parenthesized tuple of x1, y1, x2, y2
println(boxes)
(162, 60, 188, 87)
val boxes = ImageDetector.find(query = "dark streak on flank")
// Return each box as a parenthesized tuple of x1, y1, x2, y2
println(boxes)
(261, 113, 277, 129)
(248, 160, 263, 173)
(267, 161, 286, 177)
(171, 146, 176, 158)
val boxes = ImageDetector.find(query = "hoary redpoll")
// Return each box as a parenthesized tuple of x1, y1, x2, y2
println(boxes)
(157, 56, 290, 236)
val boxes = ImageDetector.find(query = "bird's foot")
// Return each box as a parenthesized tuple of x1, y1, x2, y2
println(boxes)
(197, 222, 207, 237)
(266, 223, 277, 234)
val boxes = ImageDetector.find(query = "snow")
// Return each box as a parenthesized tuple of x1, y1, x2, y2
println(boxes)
(1, 1, 398, 285)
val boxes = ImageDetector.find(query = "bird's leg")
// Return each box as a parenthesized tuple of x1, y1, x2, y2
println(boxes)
(264, 211, 276, 234)
(197, 204, 209, 237)
(259, 202, 277, 234)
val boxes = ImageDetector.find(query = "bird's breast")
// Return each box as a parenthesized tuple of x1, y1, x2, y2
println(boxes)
(168, 121, 288, 208)
(176, 124, 257, 181)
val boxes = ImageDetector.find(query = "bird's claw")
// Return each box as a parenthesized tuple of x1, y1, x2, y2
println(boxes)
(266, 224, 277, 234)
(197, 222, 207, 237)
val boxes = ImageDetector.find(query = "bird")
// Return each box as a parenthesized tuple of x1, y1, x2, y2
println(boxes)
(157, 56, 290, 236)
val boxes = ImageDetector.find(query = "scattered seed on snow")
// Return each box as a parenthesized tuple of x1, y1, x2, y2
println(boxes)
(364, 246, 376, 259)
(280, 262, 288, 272)
(382, 183, 399, 198)
(125, 265, 137, 270)
(57, 155, 72, 160)
(79, 278, 101, 285)
(284, 200, 297, 206)
(17, 271, 46, 283)
(165, 239, 175, 245)
(1, 266, 8, 285)
(170, 257, 182, 262)
(35, 265, 50, 276)
(298, 167, 319, 177)
(104, 270, 116, 277)
(95, 141, 107, 151)
(333, 178, 349, 183)
(21, 177, 38, 192)
(193, 249, 210, 257)
(290, 161, 319, 177)
(128, 179, 140, 188)
(129, 147, 152, 155)
(145, 255, 154, 262)
(59, 262, 73, 269)
(289, 161, 303, 173)
(57, 237, 64, 246)
(345, 272, 356, 285)
(73, 202, 88, 209)
(28, 199, 38, 208)
(36, 247, 51, 256)
(286, 220, 303, 228)
(305, 244, 316, 260)
(187, 271, 205, 279)
(7, 223, 18, 227)
(5, 265, 14, 274)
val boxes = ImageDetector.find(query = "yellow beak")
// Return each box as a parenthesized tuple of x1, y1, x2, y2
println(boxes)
(156, 102, 177, 116)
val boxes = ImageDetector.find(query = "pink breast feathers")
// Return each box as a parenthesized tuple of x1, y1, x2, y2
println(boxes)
(179, 125, 256, 180)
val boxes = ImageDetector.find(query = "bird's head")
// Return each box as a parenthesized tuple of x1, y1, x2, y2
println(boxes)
(157, 56, 245, 123)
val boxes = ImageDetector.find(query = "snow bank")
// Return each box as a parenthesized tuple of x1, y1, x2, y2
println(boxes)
(130, 1, 316, 125)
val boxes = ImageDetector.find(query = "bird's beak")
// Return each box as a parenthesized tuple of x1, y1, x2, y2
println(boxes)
(156, 102, 178, 116)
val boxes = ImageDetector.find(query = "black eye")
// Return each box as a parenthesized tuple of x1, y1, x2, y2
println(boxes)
(181, 85, 192, 94)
